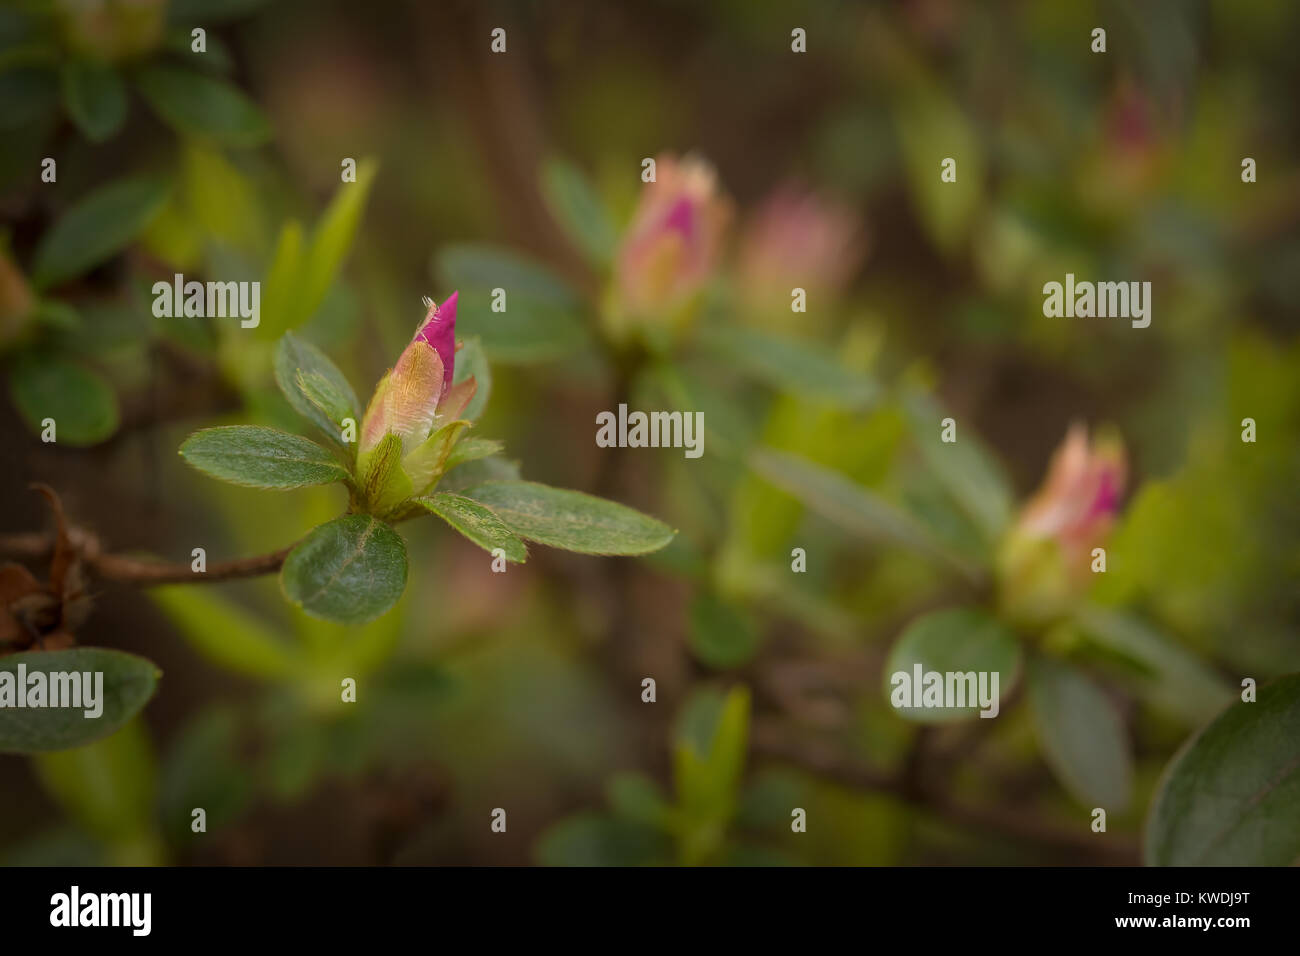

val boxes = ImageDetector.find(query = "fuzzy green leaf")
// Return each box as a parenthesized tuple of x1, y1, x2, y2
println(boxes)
(402, 419, 469, 495)
(357, 432, 410, 516)
(0, 649, 161, 753)
(416, 492, 527, 563)
(445, 437, 505, 471)
(463, 480, 675, 555)
(280, 515, 408, 624)
(180, 426, 350, 489)
(273, 331, 360, 444)
(1146, 674, 1300, 866)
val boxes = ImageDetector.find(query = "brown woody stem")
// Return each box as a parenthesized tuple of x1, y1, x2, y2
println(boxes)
(0, 530, 293, 585)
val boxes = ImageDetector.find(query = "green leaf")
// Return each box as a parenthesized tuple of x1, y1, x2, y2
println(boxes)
(264, 714, 329, 801)
(61, 59, 126, 142)
(31, 300, 82, 335)
(435, 243, 590, 363)
(1146, 674, 1300, 866)
(280, 515, 408, 624)
(676, 687, 751, 807)
(33, 720, 160, 860)
(749, 448, 980, 581)
(901, 390, 1013, 543)
(536, 813, 672, 866)
(438, 243, 578, 301)
(416, 492, 527, 562)
(256, 168, 376, 338)
(134, 66, 271, 146)
(893, 69, 984, 255)
(463, 480, 675, 555)
(688, 591, 760, 669)
(646, 360, 760, 460)
(1027, 655, 1132, 809)
(437, 453, 522, 494)
(698, 326, 878, 409)
(454, 335, 491, 421)
(159, 708, 252, 840)
(31, 176, 169, 288)
(273, 331, 360, 444)
(180, 141, 263, 251)
(1075, 606, 1232, 727)
(357, 431, 409, 515)
(460, 295, 590, 363)
(0, 649, 161, 753)
(150, 586, 301, 679)
(540, 158, 617, 266)
(445, 436, 505, 471)
(400, 419, 468, 496)
(296, 369, 357, 431)
(882, 608, 1020, 723)
(296, 158, 377, 327)
(260, 220, 304, 336)
(673, 685, 750, 864)
(607, 771, 673, 827)
(180, 425, 350, 489)
(9, 354, 119, 445)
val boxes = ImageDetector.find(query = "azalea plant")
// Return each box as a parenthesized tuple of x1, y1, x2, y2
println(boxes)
(178, 291, 674, 626)
(0, 0, 1296, 871)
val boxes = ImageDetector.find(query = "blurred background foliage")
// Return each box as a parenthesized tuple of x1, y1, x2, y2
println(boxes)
(0, 0, 1296, 865)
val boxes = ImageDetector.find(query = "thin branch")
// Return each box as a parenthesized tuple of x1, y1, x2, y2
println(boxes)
(0, 529, 293, 585)
(93, 547, 293, 584)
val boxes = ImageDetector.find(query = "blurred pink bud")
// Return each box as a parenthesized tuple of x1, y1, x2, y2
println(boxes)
(613, 154, 731, 322)
(1081, 80, 1167, 208)
(1108, 80, 1155, 154)
(1017, 423, 1127, 572)
(735, 185, 865, 306)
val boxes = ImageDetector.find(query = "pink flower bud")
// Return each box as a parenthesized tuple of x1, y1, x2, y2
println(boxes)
(1016, 423, 1127, 573)
(996, 423, 1127, 623)
(413, 291, 458, 392)
(613, 154, 730, 323)
(360, 293, 468, 456)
